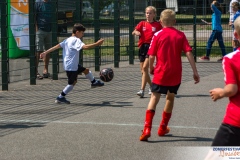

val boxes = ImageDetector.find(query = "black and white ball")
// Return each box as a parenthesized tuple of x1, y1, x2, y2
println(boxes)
(99, 68, 114, 82)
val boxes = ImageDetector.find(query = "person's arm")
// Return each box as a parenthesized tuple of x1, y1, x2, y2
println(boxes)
(132, 29, 141, 36)
(40, 44, 61, 59)
(210, 56, 239, 101)
(209, 84, 238, 101)
(211, 3, 221, 15)
(185, 51, 200, 84)
(149, 55, 155, 75)
(82, 39, 104, 50)
(201, 19, 212, 25)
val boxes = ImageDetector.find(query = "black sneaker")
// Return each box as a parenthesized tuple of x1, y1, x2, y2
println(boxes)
(43, 73, 50, 78)
(55, 97, 70, 104)
(91, 80, 104, 88)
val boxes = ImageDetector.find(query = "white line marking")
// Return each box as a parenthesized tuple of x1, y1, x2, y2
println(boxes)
(0, 119, 218, 130)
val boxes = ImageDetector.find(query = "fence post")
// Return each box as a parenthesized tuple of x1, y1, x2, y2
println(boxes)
(51, 0, 58, 80)
(114, 0, 120, 68)
(1, 0, 9, 90)
(193, 0, 197, 62)
(128, 0, 135, 65)
(75, 0, 83, 66)
(94, 0, 100, 71)
(29, 0, 36, 85)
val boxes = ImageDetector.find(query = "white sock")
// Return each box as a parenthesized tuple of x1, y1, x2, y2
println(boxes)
(85, 71, 95, 82)
(62, 85, 74, 95)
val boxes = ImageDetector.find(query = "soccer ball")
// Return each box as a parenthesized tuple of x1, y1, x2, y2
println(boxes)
(99, 68, 114, 82)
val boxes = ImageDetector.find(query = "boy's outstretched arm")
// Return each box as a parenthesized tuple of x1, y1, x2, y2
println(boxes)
(40, 44, 61, 59)
(82, 39, 104, 49)
(209, 84, 238, 101)
(185, 51, 200, 84)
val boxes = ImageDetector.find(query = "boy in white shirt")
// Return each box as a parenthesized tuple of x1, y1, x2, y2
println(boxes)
(40, 23, 104, 104)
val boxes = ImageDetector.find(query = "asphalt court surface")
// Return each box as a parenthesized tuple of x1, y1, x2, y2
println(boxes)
(0, 59, 228, 160)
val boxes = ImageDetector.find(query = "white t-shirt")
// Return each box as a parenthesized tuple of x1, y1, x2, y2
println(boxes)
(230, 0, 239, 22)
(60, 36, 85, 71)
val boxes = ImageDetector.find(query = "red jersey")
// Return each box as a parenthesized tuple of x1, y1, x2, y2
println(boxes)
(135, 21, 162, 47)
(222, 50, 240, 127)
(148, 27, 192, 86)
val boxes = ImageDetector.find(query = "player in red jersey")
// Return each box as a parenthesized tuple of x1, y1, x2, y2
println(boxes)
(209, 16, 240, 146)
(132, 6, 162, 98)
(139, 9, 200, 141)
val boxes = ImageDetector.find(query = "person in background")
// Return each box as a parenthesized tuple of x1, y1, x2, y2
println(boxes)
(229, 0, 239, 25)
(132, 6, 162, 98)
(229, 1, 240, 51)
(199, 1, 226, 62)
(35, 0, 52, 79)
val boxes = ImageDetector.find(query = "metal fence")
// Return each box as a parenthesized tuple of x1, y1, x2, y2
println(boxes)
(0, 0, 234, 90)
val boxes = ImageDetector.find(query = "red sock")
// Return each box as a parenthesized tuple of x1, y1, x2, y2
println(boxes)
(160, 111, 172, 130)
(144, 110, 155, 128)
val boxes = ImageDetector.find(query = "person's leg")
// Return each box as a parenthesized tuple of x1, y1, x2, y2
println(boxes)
(216, 31, 226, 57)
(158, 91, 175, 136)
(158, 84, 180, 136)
(35, 51, 41, 74)
(206, 31, 217, 57)
(81, 66, 104, 87)
(83, 68, 95, 83)
(137, 44, 149, 97)
(140, 91, 161, 141)
(137, 61, 145, 97)
(35, 30, 44, 79)
(139, 62, 144, 75)
(141, 57, 151, 91)
(43, 31, 52, 77)
(55, 71, 77, 104)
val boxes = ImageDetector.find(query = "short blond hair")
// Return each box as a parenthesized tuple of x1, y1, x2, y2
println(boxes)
(160, 9, 176, 26)
(234, 16, 240, 35)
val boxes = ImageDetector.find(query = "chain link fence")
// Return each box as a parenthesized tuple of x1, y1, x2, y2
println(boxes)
(0, 0, 233, 90)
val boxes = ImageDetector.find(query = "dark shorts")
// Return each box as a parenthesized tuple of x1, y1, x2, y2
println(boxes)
(66, 64, 86, 85)
(36, 30, 52, 52)
(138, 43, 150, 62)
(211, 123, 240, 146)
(151, 83, 181, 94)
(77, 64, 86, 74)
